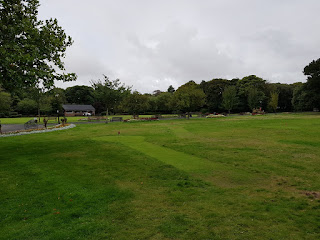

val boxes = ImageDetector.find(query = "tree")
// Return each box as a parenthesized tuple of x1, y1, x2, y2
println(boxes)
(0, 0, 76, 93)
(65, 86, 95, 105)
(237, 75, 267, 111)
(303, 58, 320, 109)
(167, 85, 175, 93)
(222, 86, 238, 114)
(200, 79, 231, 112)
(247, 88, 265, 111)
(0, 89, 11, 114)
(291, 83, 311, 111)
(152, 90, 162, 96)
(156, 92, 174, 113)
(91, 75, 131, 114)
(268, 83, 294, 111)
(268, 92, 279, 113)
(16, 98, 37, 115)
(172, 81, 206, 116)
(47, 87, 66, 115)
(121, 91, 150, 116)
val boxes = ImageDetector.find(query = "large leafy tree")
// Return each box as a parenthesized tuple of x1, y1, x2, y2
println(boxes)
(268, 92, 279, 113)
(173, 81, 206, 114)
(222, 85, 238, 113)
(303, 58, 320, 109)
(200, 79, 231, 112)
(0, 88, 11, 114)
(0, 0, 76, 93)
(237, 75, 267, 111)
(291, 83, 312, 111)
(121, 91, 150, 115)
(269, 83, 294, 111)
(16, 98, 37, 115)
(91, 75, 131, 114)
(65, 86, 95, 105)
(247, 87, 265, 111)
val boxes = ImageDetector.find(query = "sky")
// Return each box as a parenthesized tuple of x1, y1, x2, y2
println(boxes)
(38, 0, 320, 93)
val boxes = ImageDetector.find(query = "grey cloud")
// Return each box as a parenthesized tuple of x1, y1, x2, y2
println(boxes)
(38, 0, 320, 93)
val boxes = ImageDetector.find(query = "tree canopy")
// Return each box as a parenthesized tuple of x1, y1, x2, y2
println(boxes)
(222, 85, 238, 113)
(91, 75, 131, 114)
(173, 81, 205, 113)
(0, 0, 76, 93)
(65, 85, 95, 105)
(303, 58, 320, 109)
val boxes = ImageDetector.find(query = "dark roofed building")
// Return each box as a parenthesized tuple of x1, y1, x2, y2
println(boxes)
(62, 104, 95, 117)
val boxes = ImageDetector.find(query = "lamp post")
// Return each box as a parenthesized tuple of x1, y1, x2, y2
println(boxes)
(57, 110, 60, 124)
(55, 94, 60, 124)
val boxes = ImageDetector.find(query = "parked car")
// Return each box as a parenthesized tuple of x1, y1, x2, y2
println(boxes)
(83, 112, 92, 116)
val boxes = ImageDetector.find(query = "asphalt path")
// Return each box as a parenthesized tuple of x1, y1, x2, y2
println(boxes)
(1, 121, 103, 133)
(1, 123, 56, 133)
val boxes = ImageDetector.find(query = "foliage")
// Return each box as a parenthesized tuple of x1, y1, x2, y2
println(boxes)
(292, 84, 312, 111)
(0, 0, 76, 93)
(237, 75, 267, 111)
(271, 83, 294, 111)
(156, 92, 174, 113)
(303, 58, 320, 109)
(0, 90, 11, 113)
(200, 79, 231, 112)
(173, 81, 206, 113)
(16, 98, 37, 115)
(91, 75, 131, 114)
(167, 85, 175, 93)
(268, 92, 279, 112)
(65, 85, 95, 105)
(47, 87, 67, 114)
(247, 87, 265, 110)
(221, 85, 238, 113)
(121, 91, 150, 115)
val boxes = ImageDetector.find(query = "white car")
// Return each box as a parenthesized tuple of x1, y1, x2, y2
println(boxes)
(83, 112, 92, 116)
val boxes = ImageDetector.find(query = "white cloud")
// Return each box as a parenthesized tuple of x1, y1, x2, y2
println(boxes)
(39, 0, 320, 93)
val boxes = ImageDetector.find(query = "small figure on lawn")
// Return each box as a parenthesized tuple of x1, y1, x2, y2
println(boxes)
(118, 131, 120, 136)
(43, 118, 48, 129)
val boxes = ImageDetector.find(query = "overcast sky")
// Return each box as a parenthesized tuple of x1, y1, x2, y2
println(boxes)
(38, 0, 320, 93)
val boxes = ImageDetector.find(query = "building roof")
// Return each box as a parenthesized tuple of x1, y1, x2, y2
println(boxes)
(62, 104, 95, 111)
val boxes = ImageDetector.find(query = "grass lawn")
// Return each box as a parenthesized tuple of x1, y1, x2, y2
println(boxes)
(0, 113, 319, 239)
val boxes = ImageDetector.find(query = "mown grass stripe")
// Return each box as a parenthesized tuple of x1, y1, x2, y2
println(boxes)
(93, 136, 214, 173)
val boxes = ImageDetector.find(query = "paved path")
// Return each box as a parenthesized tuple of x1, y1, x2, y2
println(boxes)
(1, 121, 101, 133)
(1, 123, 55, 133)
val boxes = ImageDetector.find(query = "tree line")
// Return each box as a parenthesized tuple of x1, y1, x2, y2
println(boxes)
(1, 60, 319, 117)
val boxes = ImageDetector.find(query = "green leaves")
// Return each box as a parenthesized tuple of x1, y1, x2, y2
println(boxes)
(0, 0, 76, 93)
(173, 81, 205, 113)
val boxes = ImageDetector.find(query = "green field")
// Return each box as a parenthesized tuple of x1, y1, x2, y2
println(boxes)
(1, 114, 319, 239)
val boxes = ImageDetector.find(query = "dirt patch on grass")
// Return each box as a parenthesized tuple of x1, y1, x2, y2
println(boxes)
(303, 191, 320, 199)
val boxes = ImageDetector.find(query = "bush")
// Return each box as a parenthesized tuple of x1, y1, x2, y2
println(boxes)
(16, 98, 38, 115)
(9, 112, 22, 118)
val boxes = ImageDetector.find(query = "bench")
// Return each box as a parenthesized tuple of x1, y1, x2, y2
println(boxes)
(43, 117, 57, 122)
(48, 117, 57, 121)
(88, 116, 107, 122)
(24, 119, 38, 129)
